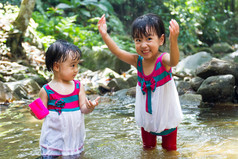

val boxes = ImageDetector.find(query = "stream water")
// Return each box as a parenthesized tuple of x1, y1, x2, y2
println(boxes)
(0, 89, 238, 159)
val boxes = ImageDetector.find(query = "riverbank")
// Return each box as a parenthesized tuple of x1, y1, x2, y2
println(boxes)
(1, 42, 238, 107)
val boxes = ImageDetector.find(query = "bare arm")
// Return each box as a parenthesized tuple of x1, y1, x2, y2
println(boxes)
(39, 87, 48, 107)
(98, 14, 138, 67)
(30, 87, 48, 119)
(162, 19, 180, 69)
(79, 84, 100, 114)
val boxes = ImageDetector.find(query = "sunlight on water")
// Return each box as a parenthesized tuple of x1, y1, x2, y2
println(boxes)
(0, 93, 238, 159)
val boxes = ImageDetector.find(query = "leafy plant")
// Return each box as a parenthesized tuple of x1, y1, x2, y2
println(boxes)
(55, 0, 114, 24)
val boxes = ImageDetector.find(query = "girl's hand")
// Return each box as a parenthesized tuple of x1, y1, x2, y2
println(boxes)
(169, 19, 179, 43)
(98, 14, 107, 36)
(86, 96, 100, 110)
(30, 109, 37, 119)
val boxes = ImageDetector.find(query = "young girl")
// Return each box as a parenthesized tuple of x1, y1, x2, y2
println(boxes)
(32, 39, 100, 157)
(98, 13, 183, 151)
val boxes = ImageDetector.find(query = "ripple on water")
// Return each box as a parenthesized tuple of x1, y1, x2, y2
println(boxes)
(0, 97, 238, 158)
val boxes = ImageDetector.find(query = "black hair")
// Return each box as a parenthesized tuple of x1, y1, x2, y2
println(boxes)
(131, 13, 166, 45)
(45, 39, 82, 71)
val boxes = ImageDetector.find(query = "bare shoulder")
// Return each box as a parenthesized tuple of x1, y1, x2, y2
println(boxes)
(79, 83, 85, 95)
(161, 53, 171, 71)
(38, 86, 48, 106)
(131, 53, 139, 67)
(39, 87, 48, 99)
(162, 52, 170, 58)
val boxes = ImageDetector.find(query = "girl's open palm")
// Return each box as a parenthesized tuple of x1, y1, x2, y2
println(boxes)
(98, 14, 107, 36)
(86, 96, 100, 109)
(169, 19, 179, 43)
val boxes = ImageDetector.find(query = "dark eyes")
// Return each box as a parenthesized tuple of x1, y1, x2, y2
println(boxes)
(71, 64, 77, 67)
(135, 37, 152, 42)
(71, 62, 80, 67)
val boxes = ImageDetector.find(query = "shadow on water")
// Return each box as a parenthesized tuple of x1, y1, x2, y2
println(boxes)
(0, 90, 238, 159)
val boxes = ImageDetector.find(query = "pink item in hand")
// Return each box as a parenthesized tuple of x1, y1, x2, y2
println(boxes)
(29, 98, 49, 119)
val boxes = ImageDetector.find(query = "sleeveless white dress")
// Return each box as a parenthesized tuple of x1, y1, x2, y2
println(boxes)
(40, 80, 85, 156)
(135, 54, 183, 134)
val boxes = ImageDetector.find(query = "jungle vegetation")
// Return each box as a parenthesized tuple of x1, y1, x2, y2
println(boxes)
(1, 0, 237, 59)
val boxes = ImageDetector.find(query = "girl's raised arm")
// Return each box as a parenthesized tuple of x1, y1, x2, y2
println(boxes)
(162, 19, 180, 69)
(98, 14, 138, 67)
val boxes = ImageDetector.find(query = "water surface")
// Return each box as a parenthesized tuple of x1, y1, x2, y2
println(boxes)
(0, 90, 238, 159)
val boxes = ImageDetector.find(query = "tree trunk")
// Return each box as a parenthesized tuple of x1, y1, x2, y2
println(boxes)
(231, 0, 235, 12)
(7, 0, 36, 61)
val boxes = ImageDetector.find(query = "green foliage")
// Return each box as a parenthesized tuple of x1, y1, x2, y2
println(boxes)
(32, 0, 135, 52)
(32, 11, 103, 49)
(106, 14, 125, 34)
(164, 0, 204, 51)
(109, 0, 237, 53)
(111, 34, 135, 53)
(2, 0, 237, 60)
(0, 3, 18, 56)
(1, 0, 20, 6)
(196, 1, 237, 45)
(55, 0, 114, 25)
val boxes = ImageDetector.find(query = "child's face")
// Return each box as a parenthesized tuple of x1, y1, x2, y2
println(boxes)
(134, 28, 164, 60)
(55, 53, 80, 81)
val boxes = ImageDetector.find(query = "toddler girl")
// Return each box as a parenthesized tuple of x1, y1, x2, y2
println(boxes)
(32, 39, 100, 157)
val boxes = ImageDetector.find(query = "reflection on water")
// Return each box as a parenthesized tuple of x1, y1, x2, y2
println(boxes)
(0, 90, 238, 159)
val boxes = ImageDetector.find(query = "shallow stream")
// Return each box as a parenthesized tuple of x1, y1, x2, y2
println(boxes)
(0, 90, 238, 159)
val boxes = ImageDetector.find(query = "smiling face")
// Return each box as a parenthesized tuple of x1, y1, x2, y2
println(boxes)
(131, 14, 165, 60)
(54, 53, 80, 82)
(134, 27, 164, 60)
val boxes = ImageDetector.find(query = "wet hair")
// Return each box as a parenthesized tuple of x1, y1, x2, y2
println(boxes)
(45, 39, 82, 71)
(131, 13, 166, 45)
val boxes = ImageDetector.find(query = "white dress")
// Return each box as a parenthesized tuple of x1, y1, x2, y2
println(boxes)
(40, 80, 85, 156)
(135, 54, 183, 134)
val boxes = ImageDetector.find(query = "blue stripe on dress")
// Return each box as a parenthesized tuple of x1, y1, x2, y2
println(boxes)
(155, 61, 162, 70)
(76, 83, 80, 89)
(43, 85, 50, 100)
(137, 56, 143, 73)
(138, 70, 171, 84)
(153, 71, 171, 82)
(48, 95, 79, 106)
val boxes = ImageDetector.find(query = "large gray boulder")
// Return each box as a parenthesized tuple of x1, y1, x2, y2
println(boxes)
(179, 93, 202, 106)
(195, 58, 238, 81)
(190, 77, 204, 92)
(0, 81, 12, 102)
(108, 78, 130, 91)
(211, 42, 234, 53)
(222, 50, 238, 63)
(81, 46, 130, 73)
(175, 52, 213, 75)
(197, 74, 235, 103)
(126, 74, 137, 87)
(6, 79, 40, 95)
